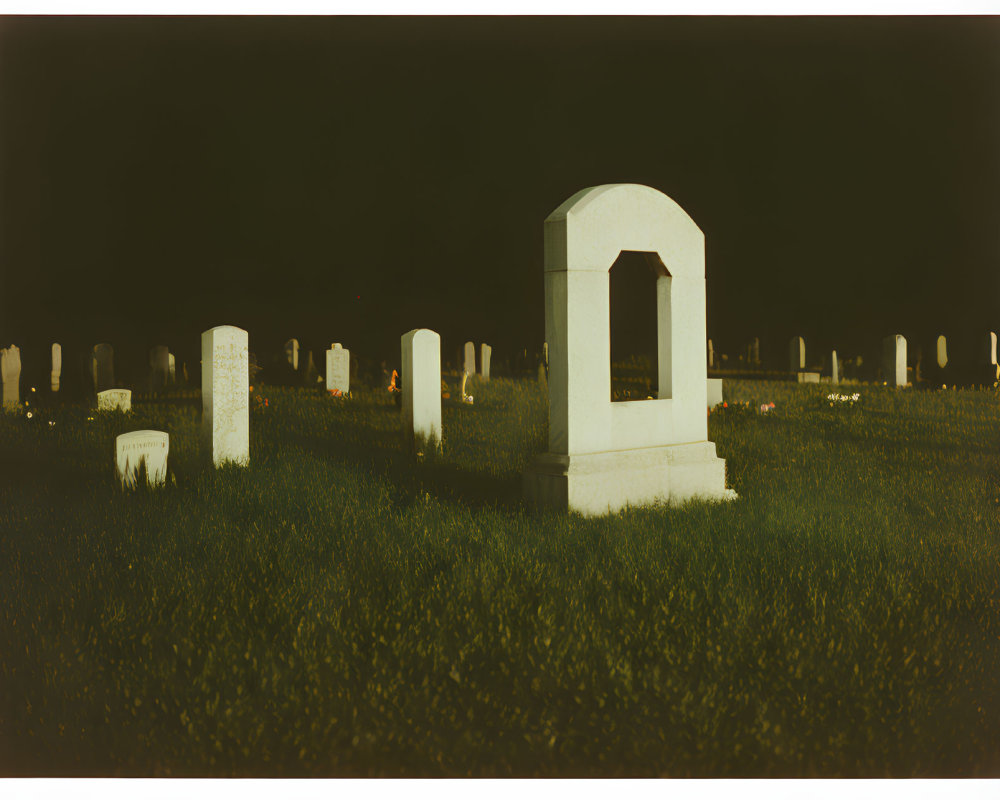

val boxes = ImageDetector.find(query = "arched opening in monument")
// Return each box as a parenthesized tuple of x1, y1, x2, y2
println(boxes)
(609, 250, 670, 402)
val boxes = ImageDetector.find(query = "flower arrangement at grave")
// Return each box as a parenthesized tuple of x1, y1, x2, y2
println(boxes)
(252, 392, 270, 414)
(826, 392, 860, 408)
(460, 372, 473, 404)
(441, 379, 451, 400)
(387, 370, 400, 393)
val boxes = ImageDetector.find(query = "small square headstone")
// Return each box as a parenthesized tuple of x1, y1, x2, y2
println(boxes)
(1, 344, 21, 409)
(98, 389, 132, 412)
(116, 430, 169, 488)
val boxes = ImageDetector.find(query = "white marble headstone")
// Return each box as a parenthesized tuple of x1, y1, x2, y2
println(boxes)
(402, 329, 442, 453)
(936, 335, 947, 369)
(51, 343, 61, 392)
(116, 430, 169, 488)
(326, 345, 350, 394)
(882, 334, 907, 387)
(463, 341, 475, 376)
(989, 332, 997, 366)
(1, 344, 21, 409)
(168, 353, 176, 384)
(202, 325, 250, 467)
(97, 389, 132, 412)
(707, 377, 723, 408)
(831, 349, 839, 384)
(480, 343, 492, 380)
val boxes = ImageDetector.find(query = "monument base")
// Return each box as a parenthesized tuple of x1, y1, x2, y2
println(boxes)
(523, 441, 736, 517)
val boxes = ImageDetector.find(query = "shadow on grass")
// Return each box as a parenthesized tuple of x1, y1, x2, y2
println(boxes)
(285, 417, 525, 513)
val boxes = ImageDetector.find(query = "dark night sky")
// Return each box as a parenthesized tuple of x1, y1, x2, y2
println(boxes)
(1, 15, 998, 374)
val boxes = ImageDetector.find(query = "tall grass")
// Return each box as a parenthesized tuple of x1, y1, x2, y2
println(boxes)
(0, 376, 997, 777)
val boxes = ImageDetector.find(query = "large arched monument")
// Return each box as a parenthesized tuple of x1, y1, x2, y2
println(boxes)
(523, 183, 736, 515)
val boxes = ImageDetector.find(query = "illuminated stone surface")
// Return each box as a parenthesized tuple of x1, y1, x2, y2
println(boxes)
(326, 344, 350, 394)
(882, 334, 908, 387)
(92, 343, 114, 392)
(202, 325, 249, 467)
(51, 343, 62, 392)
(116, 430, 168, 488)
(463, 341, 475, 376)
(97, 389, 132, 412)
(789, 336, 805, 372)
(524, 183, 734, 515)
(402, 328, 442, 453)
(707, 378, 723, 408)
(480, 343, 492, 379)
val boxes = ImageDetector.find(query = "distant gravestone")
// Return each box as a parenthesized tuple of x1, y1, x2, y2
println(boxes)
(789, 336, 805, 372)
(707, 378, 723, 408)
(92, 343, 114, 392)
(284, 338, 299, 371)
(463, 341, 475, 375)
(989, 332, 998, 367)
(480, 343, 492, 379)
(936, 335, 948, 369)
(326, 343, 350, 394)
(150, 345, 170, 392)
(831, 350, 839, 384)
(168, 353, 176, 384)
(402, 329, 442, 453)
(882, 334, 907, 387)
(116, 430, 169, 489)
(202, 325, 249, 467)
(1, 345, 21, 409)
(542, 342, 548, 366)
(752, 337, 760, 366)
(51, 343, 62, 392)
(796, 372, 820, 383)
(707, 339, 714, 369)
(97, 389, 132, 412)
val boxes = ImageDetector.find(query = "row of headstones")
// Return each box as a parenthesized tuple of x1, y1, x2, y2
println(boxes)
(282, 339, 352, 393)
(707, 332, 999, 385)
(462, 341, 492, 379)
(0, 342, 180, 409)
(112, 325, 445, 488)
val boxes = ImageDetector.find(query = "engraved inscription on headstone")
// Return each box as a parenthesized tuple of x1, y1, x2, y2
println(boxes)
(326, 344, 350, 394)
(402, 329, 442, 453)
(202, 325, 250, 467)
(116, 430, 169, 488)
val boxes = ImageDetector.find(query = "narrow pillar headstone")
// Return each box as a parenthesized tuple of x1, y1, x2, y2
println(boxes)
(149, 345, 170, 392)
(92, 343, 114, 392)
(326, 343, 350, 394)
(116, 430, 169, 489)
(97, 389, 132, 412)
(480, 343, 492, 380)
(302, 350, 319, 386)
(543, 342, 548, 366)
(463, 341, 475, 376)
(402, 329, 442, 453)
(831, 349, 839, 384)
(789, 336, 805, 372)
(168, 353, 176, 384)
(752, 337, 761, 366)
(936, 335, 948, 369)
(202, 325, 250, 467)
(707, 339, 714, 369)
(882, 334, 907, 387)
(284, 338, 299, 371)
(51, 343, 62, 392)
(1, 345, 21, 409)
(989, 332, 998, 366)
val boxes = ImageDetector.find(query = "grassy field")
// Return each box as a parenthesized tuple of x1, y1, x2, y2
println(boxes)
(0, 375, 998, 777)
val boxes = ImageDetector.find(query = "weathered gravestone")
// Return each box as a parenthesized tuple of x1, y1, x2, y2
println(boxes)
(301, 350, 319, 386)
(796, 372, 820, 383)
(882, 334, 908, 386)
(401, 329, 442, 453)
(92, 343, 114, 392)
(284, 338, 299, 371)
(463, 341, 475, 376)
(149, 345, 170, 392)
(168, 353, 176, 385)
(989, 332, 998, 375)
(51, 343, 62, 392)
(116, 430, 169, 489)
(1, 345, 21, 409)
(752, 337, 760, 366)
(936, 335, 948, 369)
(202, 325, 249, 467)
(707, 339, 714, 369)
(480, 343, 492, 380)
(326, 343, 350, 394)
(831, 349, 839, 384)
(789, 336, 805, 372)
(523, 183, 735, 515)
(97, 389, 132, 412)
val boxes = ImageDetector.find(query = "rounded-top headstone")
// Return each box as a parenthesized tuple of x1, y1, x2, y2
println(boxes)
(116, 430, 169, 488)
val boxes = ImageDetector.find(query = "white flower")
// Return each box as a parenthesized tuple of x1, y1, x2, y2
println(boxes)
(26, 411, 32, 419)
